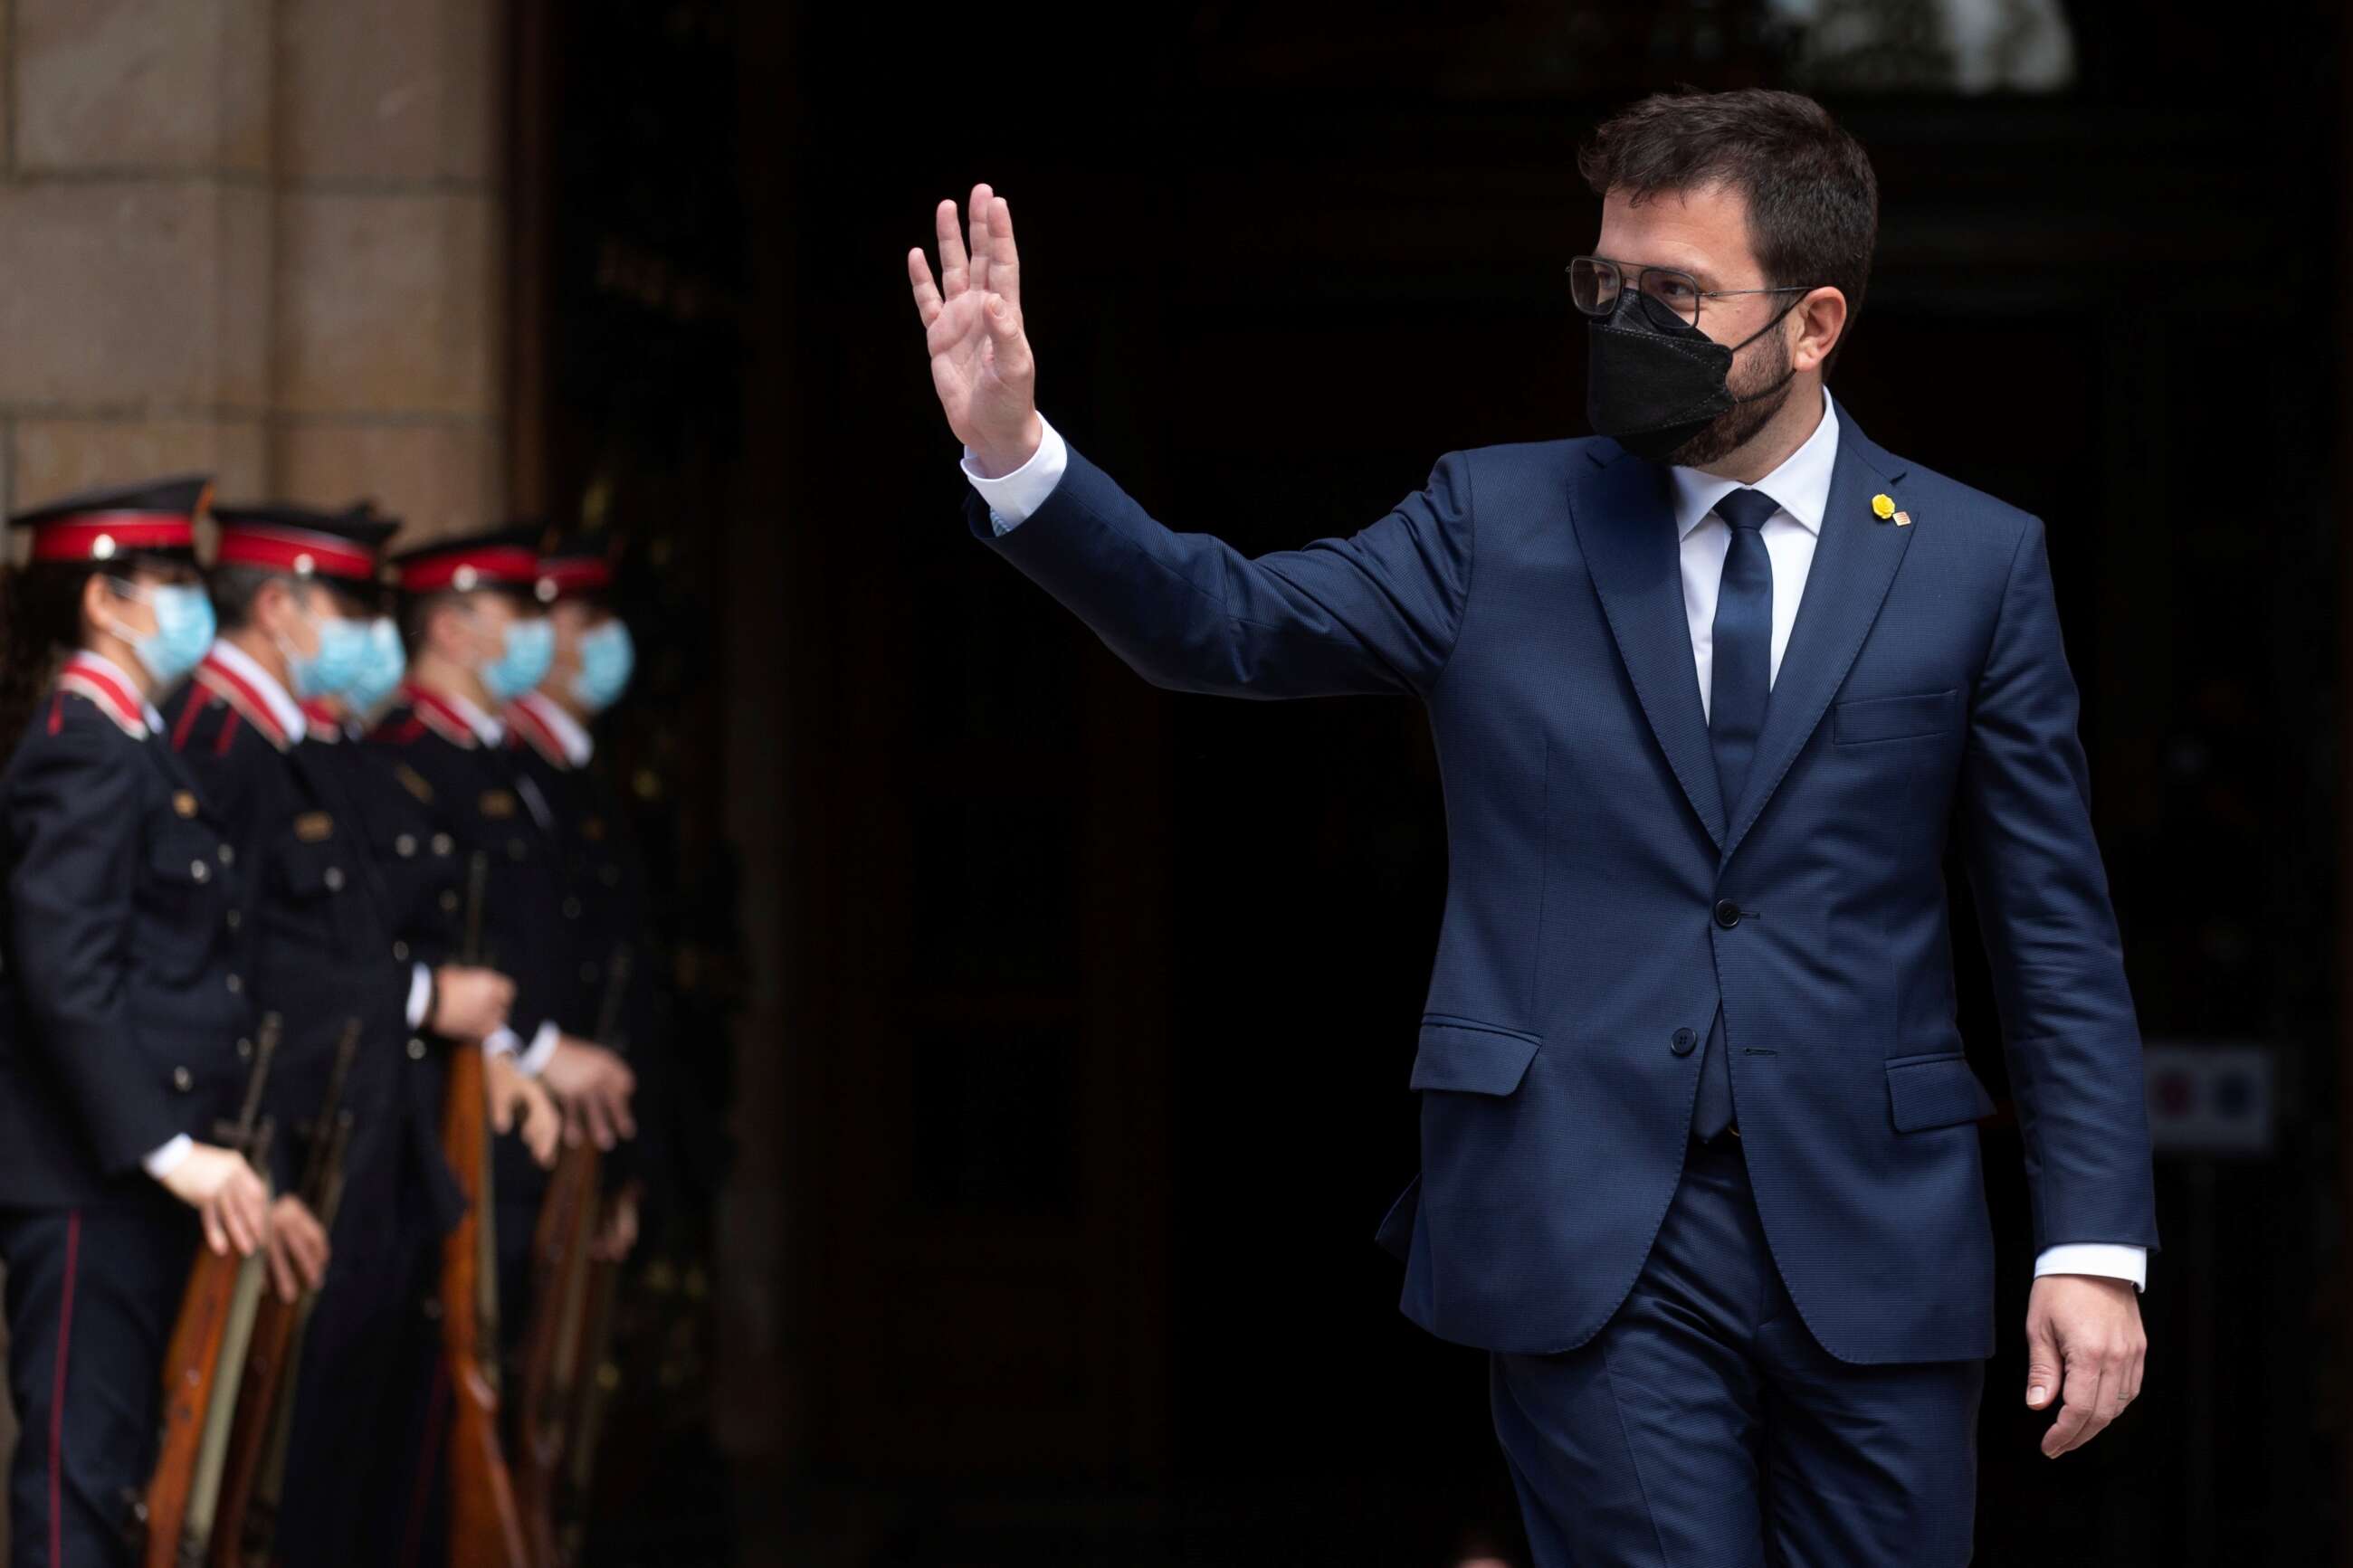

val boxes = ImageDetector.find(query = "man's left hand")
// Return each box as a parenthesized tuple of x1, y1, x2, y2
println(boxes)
(2024, 1274, 2147, 1457)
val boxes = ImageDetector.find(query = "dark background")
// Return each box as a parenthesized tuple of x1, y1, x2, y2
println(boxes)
(525, 2, 2351, 1563)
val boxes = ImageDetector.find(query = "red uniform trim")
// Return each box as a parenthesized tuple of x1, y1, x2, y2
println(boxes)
(56, 654, 148, 738)
(46, 694, 62, 736)
(214, 523, 376, 581)
(27, 514, 194, 563)
(168, 693, 204, 752)
(300, 698, 344, 744)
(504, 693, 569, 769)
(191, 655, 291, 752)
(395, 546, 538, 594)
(399, 684, 482, 750)
(50, 1209, 81, 1568)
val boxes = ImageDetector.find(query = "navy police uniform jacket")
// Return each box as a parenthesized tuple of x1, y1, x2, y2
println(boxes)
(161, 649, 462, 1226)
(965, 409, 2164, 1365)
(0, 654, 252, 1207)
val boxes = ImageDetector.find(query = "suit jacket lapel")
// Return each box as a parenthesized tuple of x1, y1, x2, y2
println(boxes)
(1571, 443, 1727, 851)
(1720, 419, 1916, 860)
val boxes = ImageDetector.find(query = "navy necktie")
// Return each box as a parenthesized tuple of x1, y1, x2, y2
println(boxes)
(1697, 487, 1778, 1139)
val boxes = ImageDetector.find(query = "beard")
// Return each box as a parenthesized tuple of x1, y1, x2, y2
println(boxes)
(1664, 325, 1797, 468)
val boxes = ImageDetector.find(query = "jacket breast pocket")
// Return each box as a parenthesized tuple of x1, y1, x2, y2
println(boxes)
(1885, 1049, 1997, 1132)
(1410, 1018, 1542, 1096)
(138, 822, 229, 981)
(1834, 688, 1959, 746)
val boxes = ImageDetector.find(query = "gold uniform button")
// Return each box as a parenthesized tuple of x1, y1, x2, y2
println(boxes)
(395, 833, 418, 859)
(406, 1037, 428, 1061)
(439, 889, 460, 913)
(324, 866, 346, 891)
(392, 940, 410, 961)
(171, 1066, 193, 1092)
(431, 833, 454, 857)
(218, 844, 234, 866)
(190, 860, 211, 883)
(224, 974, 243, 994)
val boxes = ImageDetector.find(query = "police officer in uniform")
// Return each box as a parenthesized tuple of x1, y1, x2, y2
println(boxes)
(505, 538, 662, 1257)
(364, 528, 633, 1530)
(159, 502, 527, 1566)
(0, 477, 273, 1568)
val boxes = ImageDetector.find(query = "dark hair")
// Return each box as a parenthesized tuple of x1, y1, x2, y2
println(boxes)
(0, 554, 188, 766)
(1579, 88, 1878, 368)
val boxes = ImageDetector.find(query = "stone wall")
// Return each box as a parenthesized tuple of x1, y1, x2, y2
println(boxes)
(0, 0, 507, 538)
(0, 3, 511, 1553)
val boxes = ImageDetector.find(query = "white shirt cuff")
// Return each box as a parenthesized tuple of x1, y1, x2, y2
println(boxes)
(143, 1134, 195, 1180)
(485, 1025, 520, 1059)
(405, 963, 433, 1030)
(518, 1021, 561, 1078)
(2034, 1242, 2147, 1292)
(960, 415, 1068, 534)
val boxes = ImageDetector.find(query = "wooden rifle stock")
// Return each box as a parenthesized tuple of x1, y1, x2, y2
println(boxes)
(515, 946, 630, 1566)
(209, 1018, 362, 1567)
(142, 1017, 280, 1568)
(443, 851, 529, 1568)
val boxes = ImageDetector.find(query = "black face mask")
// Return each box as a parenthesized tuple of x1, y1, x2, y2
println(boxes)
(1586, 288, 1801, 462)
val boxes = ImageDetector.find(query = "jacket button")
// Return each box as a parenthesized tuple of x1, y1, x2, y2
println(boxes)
(431, 833, 454, 857)
(224, 909, 241, 930)
(190, 860, 211, 883)
(507, 839, 528, 862)
(1671, 1027, 1697, 1056)
(236, 1037, 252, 1060)
(324, 866, 345, 891)
(439, 890, 459, 913)
(217, 844, 234, 866)
(406, 1037, 427, 1060)
(1713, 898, 1742, 929)
(395, 833, 418, 859)
(562, 898, 582, 919)
(171, 1066, 193, 1092)
(224, 973, 243, 994)
(392, 940, 410, 961)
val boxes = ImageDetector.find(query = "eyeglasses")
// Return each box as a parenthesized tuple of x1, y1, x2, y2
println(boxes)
(1567, 255, 1814, 328)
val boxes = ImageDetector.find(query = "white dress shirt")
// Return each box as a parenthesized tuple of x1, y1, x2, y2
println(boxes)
(960, 404, 2146, 1292)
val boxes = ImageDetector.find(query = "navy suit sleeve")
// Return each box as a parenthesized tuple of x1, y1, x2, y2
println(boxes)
(965, 442, 1475, 698)
(5, 723, 178, 1172)
(1956, 515, 2159, 1257)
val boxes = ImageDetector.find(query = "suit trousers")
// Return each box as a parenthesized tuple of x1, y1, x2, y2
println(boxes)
(1490, 1128, 1985, 1567)
(1, 1193, 198, 1568)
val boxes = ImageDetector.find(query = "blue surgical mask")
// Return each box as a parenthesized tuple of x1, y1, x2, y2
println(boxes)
(571, 620, 635, 711)
(108, 579, 215, 688)
(282, 612, 371, 699)
(482, 615, 555, 703)
(344, 616, 406, 713)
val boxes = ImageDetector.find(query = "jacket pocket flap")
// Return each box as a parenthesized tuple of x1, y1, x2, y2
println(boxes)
(1834, 688, 1959, 745)
(1885, 1050, 1996, 1131)
(1411, 1021, 1541, 1095)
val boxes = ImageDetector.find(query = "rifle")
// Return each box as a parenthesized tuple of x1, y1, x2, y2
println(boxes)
(515, 946, 631, 1566)
(443, 851, 529, 1568)
(140, 1014, 280, 1568)
(209, 1017, 362, 1567)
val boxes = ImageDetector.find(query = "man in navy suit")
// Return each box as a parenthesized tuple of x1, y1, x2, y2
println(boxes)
(908, 89, 2158, 1564)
